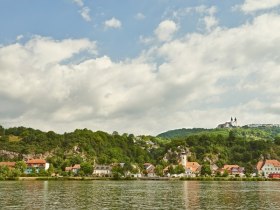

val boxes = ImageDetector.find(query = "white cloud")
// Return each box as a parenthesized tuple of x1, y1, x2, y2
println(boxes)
(203, 15, 218, 32)
(154, 20, 178, 42)
(241, 0, 280, 13)
(135, 13, 146, 20)
(2, 13, 280, 135)
(104, 17, 122, 29)
(73, 0, 91, 22)
(139, 35, 153, 44)
(80, 7, 91, 22)
(16, 35, 24, 41)
(73, 0, 84, 7)
(171, 5, 218, 33)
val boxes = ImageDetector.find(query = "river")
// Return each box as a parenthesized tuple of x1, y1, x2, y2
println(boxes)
(0, 181, 279, 209)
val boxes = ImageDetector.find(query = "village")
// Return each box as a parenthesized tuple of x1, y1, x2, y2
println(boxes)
(0, 151, 280, 180)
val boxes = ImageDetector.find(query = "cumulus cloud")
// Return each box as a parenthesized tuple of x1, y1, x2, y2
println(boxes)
(104, 17, 122, 29)
(240, 0, 280, 13)
(1, 13, 280, 135)
(203, 15, 218, 32)
(154, 20, 178, 41)
(80, 7, 91, 22)
(171, 5, 218, 33)
(73, 0, 91, 22)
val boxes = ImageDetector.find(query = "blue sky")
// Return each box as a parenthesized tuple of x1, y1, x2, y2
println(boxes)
(1, 0, 280, 135)
(0, 0, 245, 60)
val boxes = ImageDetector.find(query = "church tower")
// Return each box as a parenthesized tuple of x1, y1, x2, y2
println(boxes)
(181, 151, 187, 167)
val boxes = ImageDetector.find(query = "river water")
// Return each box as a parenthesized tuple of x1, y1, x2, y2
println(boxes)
(0, 181, 279, 209)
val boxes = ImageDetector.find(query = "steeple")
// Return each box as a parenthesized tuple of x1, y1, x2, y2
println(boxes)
(181, 151, 187, 167)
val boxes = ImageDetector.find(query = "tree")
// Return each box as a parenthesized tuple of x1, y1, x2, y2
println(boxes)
(47, 164, 55, 175)
(222, 170, 229, 177)
(15, 161, 27, 174)
(275, 136, 280, 145)
(175, 165, 185, 174)
(0, 165, 9, 179)
(80, 162, 93, 176)
(155, 165, 163, 177)
(111, 165, 124, 179)
(201, 163, 211, 176)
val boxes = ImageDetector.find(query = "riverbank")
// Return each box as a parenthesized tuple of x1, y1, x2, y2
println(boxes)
(3, 176, 276, 181)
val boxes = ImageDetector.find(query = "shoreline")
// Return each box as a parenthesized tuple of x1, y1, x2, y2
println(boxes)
(0, 176, 278, 181)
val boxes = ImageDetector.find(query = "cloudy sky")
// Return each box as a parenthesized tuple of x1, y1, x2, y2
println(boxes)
(1, 0, 280, 135)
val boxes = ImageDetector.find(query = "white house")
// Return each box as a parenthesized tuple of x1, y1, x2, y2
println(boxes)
(143, 163, 156, 177)
(25, 159, 50, 174)
(92, 165, 112, 177)
(256, 159, 280, 177)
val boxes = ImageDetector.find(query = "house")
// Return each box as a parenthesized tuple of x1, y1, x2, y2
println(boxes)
(180, 152, 201, 177)
(65, 164, 81, 174)
(185, 162, 201, 177)
(92, 165, 112, 177)
(143, 163, 156, 177)
(210, 164, 219, 174)
(25, 159, 49, 174)
(256, 159, 280, 178)
(0, 162, 16, 169)
(220, 164, 245, 176)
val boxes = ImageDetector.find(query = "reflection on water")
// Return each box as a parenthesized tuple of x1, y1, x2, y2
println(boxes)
(0, 181, 279, 209)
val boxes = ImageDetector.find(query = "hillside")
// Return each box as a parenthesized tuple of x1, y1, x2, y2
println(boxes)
(157, 128, 209, 138)
(157, 126, 280, 140)
(1, 125, 280, 174)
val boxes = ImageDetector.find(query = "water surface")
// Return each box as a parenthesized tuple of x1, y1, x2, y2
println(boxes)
(0, 181, 279, 209)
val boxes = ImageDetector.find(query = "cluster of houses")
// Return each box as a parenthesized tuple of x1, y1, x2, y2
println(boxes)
(0, 155, 280, 178)
(0, 159, 49, 174)
(60, 152, 280, 179)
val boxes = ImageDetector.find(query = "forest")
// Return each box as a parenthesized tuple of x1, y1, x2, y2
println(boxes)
(1, 125, 280, 176)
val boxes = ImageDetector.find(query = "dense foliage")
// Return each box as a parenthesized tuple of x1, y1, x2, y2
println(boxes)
(1, 125, 280, 175)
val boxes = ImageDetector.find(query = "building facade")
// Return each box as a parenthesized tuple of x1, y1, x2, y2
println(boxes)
(256, 159, 280, 178)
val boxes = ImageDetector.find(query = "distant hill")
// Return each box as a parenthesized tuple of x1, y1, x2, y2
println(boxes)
(157, 128, 209, 138)
(157, 126, 280, 140)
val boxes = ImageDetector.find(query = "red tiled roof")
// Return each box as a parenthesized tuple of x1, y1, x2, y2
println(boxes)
(256, 161, 264, 171)
(222, 165, 239, 170)
(265, 160, 280, 167)
(257, 160, 280, 170)
(26, 159, 46, 164)
(72, 164, 80, 169)
(0, 162, 16, 167)
(186, 162, 201, 172)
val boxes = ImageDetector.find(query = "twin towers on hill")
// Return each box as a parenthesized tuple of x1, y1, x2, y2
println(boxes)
(217, 117, 238, 128)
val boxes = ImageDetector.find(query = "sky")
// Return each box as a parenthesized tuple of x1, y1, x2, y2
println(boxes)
(1, 0, 280, 135)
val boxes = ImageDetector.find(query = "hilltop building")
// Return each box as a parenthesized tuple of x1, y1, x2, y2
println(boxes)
(217, 117, 237, 128)
(246, 124, 280, 128)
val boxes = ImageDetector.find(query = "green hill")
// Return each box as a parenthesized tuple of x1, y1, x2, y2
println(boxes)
(157, 128, 208, 138)
(1, 125, 280, 174)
